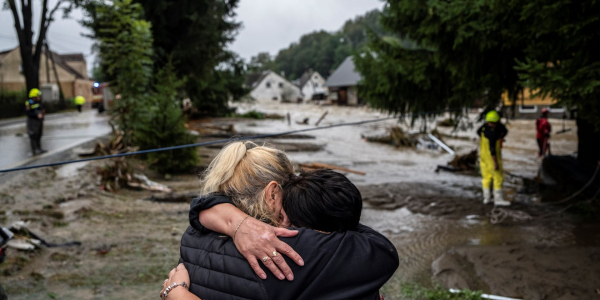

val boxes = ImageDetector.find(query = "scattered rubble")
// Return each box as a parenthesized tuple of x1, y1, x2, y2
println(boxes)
(438, 118, 457, 127)
(96, 159, 171, 193)
(144, 191, 197, 203)
(363, 126, 451, 153)
(436, 150, 478, 173)
(299, 162, 366, 176)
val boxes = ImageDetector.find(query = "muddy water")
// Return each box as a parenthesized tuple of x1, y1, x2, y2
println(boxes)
(233, 103, 585, 295)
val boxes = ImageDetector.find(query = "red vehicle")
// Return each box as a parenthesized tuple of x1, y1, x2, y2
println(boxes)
(91, 82, 114, 113)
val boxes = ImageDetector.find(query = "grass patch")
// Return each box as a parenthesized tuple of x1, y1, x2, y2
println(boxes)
(235, 110, 265, 119)
(400, 284, 482, 300)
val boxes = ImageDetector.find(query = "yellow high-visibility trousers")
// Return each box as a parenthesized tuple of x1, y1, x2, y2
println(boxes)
(480, 133, 504, 190)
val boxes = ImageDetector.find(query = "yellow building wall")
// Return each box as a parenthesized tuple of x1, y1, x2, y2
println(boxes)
(502, 88, 558, 106)
(0, 48, 94, 105)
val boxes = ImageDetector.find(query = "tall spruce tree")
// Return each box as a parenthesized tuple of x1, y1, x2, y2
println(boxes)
(355, 0, 527, 117)
(133, 0, 246, 116)
(355, 0, 600, 163)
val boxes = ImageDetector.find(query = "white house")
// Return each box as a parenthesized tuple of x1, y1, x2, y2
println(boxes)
(297, 70, 327, 101)
(246, 70, 302, 104)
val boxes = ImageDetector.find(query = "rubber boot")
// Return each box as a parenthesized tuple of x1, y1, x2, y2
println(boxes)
(30, 139, 38, 155)
(493, 190, 511, 206)
(482, 188, 492, 204)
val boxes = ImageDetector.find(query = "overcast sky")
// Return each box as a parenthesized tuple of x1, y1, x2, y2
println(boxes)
(0, 0, 384, 75)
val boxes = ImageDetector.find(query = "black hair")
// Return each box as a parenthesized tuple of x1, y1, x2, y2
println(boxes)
(282, 169, 362, 232)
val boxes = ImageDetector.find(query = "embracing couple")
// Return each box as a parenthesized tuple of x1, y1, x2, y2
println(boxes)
(160, 141, 399, 300)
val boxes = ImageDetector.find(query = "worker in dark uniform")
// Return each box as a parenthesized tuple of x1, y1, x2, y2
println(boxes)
(25, 88, 47, 155)
(477, 110, 510, 206)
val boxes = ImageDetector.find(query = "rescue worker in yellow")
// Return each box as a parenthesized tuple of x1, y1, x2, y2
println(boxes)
(25, 88, 47, 155)
(477, 110, 511, 206)
(74, 95, 86, 113)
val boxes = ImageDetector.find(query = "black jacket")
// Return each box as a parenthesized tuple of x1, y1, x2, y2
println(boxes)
(180, 195, 399, 300)
(477, 123, 508, 156)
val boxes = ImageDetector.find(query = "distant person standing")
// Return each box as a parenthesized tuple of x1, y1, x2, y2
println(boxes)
(536, 108, 552, 157)
(74, 95, 86, 113)
(25, 88, 47, 155)
(477, 110, 510, 206)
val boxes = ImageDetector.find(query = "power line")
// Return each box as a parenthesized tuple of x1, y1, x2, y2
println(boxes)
(0, 108, 463, 174)
(0, 116, 399, 173)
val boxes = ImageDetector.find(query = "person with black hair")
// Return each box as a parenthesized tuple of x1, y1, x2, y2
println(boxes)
(170, 168, 399, 300)
(281, 169, 363, 233)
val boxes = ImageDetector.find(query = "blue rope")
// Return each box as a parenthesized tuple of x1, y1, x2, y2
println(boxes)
(0, 108, 464, 173)
(0, 116, 399, 173)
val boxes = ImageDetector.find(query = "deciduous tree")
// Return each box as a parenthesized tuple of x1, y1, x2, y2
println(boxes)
(5, 0, 79, 92)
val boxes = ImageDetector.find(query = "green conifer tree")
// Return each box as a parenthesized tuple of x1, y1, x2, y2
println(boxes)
(135, 61, 199, 173)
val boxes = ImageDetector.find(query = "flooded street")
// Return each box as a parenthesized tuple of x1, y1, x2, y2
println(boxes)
(0, 103, 596, 300)
(0, 111, 111, 170)
(232, 103, 595, 299)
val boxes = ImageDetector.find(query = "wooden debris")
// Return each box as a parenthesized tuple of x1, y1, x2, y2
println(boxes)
(296, 118, 310, 125)
(299, 162, 366, 176)
(363, 127, 416, 148)
(446, 150, 478, 171)
(315, 111, 329, 126)
(128, 174, 172, 193)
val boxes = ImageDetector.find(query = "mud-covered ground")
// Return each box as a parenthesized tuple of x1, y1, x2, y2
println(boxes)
(1, 103, 596, 300)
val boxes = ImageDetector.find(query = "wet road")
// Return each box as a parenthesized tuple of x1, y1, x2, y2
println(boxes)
(0, 110, 111, 170)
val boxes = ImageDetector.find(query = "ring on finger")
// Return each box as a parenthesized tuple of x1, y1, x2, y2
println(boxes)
(262, 256, 269, 262)
(272, 251, 278, 257)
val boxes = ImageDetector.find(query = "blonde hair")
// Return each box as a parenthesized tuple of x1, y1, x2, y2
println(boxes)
(201, 141, 294, 225)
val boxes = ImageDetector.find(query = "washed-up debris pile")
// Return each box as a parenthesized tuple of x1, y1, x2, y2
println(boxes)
(362, 126, 450, 152)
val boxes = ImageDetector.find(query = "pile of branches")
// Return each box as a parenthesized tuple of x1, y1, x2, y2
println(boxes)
(93, 132, 171, 193)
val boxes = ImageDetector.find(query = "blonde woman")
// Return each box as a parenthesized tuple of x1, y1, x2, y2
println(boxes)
(165, 142, 398, 300)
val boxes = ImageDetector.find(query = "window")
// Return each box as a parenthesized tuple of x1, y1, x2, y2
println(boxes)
(330, 92, 338, 100)
(519, 105, 537, 113)
(549, 104, 566, 113)
(266, 82, 271, 88)
(272, 96, 278, 101)
(279, 82, 284, 88)
(314, 83, 319, 88)
(314, 76, 318, 80)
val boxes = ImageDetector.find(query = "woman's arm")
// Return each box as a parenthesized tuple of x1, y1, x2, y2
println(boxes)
(160, 264, 200, 300)
(191, 197, 304, 281)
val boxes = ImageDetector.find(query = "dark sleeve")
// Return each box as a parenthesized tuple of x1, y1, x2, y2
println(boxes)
(476, 124, 484, 138)
(317, 224, 399, 299)
(25, 102, 37, 118)
(499, 123, 508, 139)
(188, 194, 234, 234)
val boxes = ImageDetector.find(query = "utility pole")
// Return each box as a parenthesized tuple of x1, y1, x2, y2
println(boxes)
(45, 42, 66, 108)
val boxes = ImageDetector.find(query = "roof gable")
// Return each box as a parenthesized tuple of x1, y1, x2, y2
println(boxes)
(325, 56, 362, 87)
(245, 71, 270, 88)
